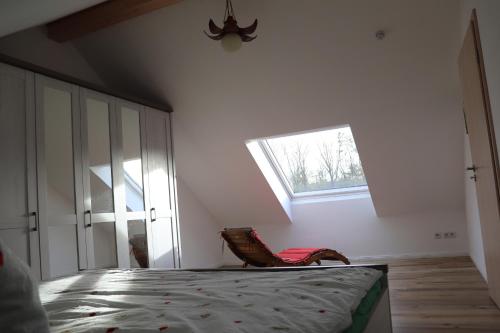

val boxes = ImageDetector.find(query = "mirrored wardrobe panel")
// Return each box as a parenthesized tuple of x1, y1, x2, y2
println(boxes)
(81, 90, 119, 269)
(120, 102, 148, 268)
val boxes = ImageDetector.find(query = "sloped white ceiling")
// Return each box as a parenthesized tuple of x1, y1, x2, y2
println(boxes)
(0, 0, 106, 38)
(72, 0, 464, 225)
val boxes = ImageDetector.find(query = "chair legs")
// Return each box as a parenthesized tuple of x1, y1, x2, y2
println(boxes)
(317, 250, 350, 265)
(242, 262, 248, 268)
(315, 260, 322, 265)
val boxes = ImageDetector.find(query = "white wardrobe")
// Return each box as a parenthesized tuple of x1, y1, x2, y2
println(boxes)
(0, 62, 180, 280)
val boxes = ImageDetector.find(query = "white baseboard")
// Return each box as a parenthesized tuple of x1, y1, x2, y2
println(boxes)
(348, 251, 469, 261)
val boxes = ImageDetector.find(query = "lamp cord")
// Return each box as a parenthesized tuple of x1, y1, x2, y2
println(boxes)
(224, 0, 236, 20)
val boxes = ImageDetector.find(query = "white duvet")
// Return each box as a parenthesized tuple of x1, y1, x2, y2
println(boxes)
(40, 267, 382, 333)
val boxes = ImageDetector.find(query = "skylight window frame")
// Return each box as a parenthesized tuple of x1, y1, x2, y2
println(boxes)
(258, 126, 369, 200)
(258, 140, 296, 198)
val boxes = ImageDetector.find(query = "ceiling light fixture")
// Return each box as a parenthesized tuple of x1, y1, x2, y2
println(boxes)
(205, 0, 258, 53)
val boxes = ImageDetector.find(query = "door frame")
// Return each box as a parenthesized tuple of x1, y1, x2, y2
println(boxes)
(460, 9, 500, 305)
(25, 70, 40, 280)
(166, 112, 182, 268)
(469, 10, 500, 210)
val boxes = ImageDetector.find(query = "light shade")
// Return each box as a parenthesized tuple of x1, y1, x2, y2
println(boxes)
(221, 33, 242, 52)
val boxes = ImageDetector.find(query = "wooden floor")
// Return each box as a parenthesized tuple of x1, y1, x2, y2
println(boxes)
(357, 256, 500, 333)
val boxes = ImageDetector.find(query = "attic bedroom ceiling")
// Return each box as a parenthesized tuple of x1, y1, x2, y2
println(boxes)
(0, 0, 106, 38)
(45, 0, 466, 225)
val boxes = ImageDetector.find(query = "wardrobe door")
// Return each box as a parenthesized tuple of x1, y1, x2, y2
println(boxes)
(35, 75, 85, 279)
(118, 101, 149, 268)
(81, 89, 127, 268)
(0, 64, 40, 279)
(144, 108, 180, 268)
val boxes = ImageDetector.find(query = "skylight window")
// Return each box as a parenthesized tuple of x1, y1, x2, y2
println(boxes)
(261, 126, 367, 197)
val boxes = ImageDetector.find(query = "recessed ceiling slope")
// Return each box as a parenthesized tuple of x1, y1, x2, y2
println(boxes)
(47, 0, 182, 42)
(0, 0, 106, 38)
(73, 0, 464, 225)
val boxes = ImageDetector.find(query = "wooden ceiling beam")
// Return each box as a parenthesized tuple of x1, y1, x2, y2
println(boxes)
(47, 0, 181, 42)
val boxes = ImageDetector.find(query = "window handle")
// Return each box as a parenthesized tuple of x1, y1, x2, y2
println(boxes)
(84, 210, 92, 228)
(151, 208, 157, 222)
(29, 212, 38, 232)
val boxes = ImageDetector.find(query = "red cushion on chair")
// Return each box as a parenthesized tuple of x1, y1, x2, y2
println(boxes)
(250, 229, 274, 254)
(276, 248, 325, 263)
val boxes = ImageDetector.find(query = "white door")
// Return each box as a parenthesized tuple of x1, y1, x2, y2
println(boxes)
(80, 89, 128, 268)
(144, 108, 179, 268)
(460, 15, 500, 305)
(35, 75, 86, 279)
(0, 64, 40, 279)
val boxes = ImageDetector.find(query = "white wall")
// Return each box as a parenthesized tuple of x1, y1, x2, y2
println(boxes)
(223, 195, 468, 265)
(460, 0, 500, 281)
(0, 27, 104, 85)
(173, 118, 223, 268)
(73, 0, 466, 226)
(464, 135, 487, 280)
(0, 0, 106, 38)
(177, 178, 223, 268)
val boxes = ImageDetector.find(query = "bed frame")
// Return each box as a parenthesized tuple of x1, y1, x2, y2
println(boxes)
(185, 264, 392, 333)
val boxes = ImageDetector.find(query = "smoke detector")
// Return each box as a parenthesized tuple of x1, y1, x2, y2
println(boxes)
(375, 30, 386, 40)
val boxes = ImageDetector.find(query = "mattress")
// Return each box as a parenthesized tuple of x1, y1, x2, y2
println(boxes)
(39, 267, 383, 333)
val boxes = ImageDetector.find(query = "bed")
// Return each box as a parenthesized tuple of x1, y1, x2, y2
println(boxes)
(39, 265, 392, 333)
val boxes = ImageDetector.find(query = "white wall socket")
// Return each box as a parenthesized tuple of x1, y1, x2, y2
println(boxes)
(444, 232, 456, 239)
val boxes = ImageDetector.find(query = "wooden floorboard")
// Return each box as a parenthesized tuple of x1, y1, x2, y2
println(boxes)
(354, 256, 500, 333)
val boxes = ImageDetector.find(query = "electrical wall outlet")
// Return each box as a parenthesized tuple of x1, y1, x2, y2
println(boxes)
(434, 232, 442, 239)
(444, 232, 457, 239)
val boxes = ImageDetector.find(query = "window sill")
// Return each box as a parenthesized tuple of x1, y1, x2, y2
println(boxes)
(291, 186, 370, 205)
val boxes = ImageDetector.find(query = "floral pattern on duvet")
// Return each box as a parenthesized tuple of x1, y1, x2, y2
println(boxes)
(40, 267, 382, 333)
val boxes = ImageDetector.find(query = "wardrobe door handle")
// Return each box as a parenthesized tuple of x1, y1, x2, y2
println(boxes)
(29, 212, 38, 232)
(84, 210, 92, 228)
(151, 208, 157, 222)
(466, 165, 477, 172)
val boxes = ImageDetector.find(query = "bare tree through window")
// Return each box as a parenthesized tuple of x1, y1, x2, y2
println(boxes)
(266, 126, 366, 193)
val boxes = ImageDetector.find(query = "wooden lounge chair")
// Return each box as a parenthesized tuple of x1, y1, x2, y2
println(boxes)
(221, 227, 350, 267)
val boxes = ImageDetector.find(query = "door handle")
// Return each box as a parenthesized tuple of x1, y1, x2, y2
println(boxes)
(467, 165, 478, 182)
(151, 208, 157, 222)
(466, 165, 477, 172)
(29, 212, 38, 232)
(84, 210, 92, 228)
